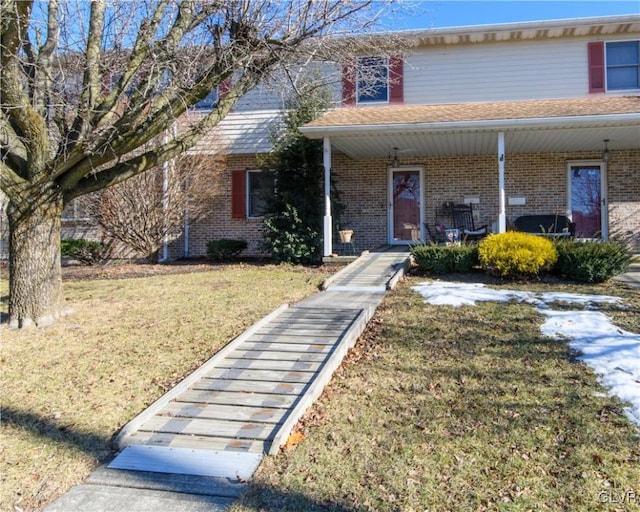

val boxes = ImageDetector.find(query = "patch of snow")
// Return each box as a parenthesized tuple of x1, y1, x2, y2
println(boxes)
(541, 309, 640, 425)
(411, 282, 530, 306)
(412, 281, 640, 427)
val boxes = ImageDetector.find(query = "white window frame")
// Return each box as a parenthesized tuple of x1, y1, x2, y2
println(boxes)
(356, 55, 390, 105)
(246, 170, 274, 219)
(605, 39, 640, 92)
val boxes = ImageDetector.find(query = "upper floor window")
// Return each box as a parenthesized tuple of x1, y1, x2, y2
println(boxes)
(357, 56, 389, 104)
(606, 41, 640, 90)
(194, 87, 218, 110)
(192, 77, 232, 110)
(342, 55, 403, 106)
(247, 170, 275, 218)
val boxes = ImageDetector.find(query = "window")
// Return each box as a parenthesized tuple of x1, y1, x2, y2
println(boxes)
(606, 41, 640, 90)
(357, 56, 389, 104)
(62, 197, 93, 221)
(343, 55, 403, 105)
(247, 171, 275, 218)
(194, 87, 218, 110)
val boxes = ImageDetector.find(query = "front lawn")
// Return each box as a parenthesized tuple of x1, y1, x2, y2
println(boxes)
(0, 263, 330, 512)
(232, 275, 640, 512)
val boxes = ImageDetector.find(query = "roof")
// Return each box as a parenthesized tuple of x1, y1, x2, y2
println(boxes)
(302, 96, 640, 131)
(300, 96, 640, 158)
(388, 14, 640, 47)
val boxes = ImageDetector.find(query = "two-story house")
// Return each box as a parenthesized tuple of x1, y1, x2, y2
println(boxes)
(172, 14, 640, 259)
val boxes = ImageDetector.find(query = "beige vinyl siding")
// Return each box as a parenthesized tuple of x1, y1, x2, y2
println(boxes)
(232, 62, 341, 112)
(403, 37, 636, 104)
(187, 110, 283, 155)
(234, 83, 286, 111)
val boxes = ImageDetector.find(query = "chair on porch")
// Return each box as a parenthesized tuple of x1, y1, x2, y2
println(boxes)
(425, 222, 447, 244)
(451, 204, 489, 241)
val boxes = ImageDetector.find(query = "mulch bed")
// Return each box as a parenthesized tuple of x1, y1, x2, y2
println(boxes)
(0, 257, 336, 285)
(54, 258, 332, 282)
(60, 260, 221, 281)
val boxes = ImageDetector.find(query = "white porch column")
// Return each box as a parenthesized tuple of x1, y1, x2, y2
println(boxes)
(498, 131, 507, 233)
(323, 136, 333, 257)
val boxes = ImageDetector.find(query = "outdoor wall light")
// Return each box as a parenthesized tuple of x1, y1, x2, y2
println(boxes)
(602, 139, 610, 162)
(391, 147, 400, 168)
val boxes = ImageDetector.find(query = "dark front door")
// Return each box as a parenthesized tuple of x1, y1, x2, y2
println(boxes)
(569, 164, 604, 238)
(390, 169, 422, 243)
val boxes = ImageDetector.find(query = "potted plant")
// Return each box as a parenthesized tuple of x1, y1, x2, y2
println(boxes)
(338, 226, 354, 243)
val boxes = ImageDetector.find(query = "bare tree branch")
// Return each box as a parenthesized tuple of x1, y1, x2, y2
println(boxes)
(81, 153, 221, 259)
(0, 0, 51, 179)
(68, 0, 105, 144)
(0, 0, 393, 327)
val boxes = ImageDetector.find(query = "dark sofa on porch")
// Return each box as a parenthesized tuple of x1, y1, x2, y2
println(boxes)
(514, 214, 576, 238)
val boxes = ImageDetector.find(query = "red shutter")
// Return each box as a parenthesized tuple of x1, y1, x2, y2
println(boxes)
(588, 42, 605, 93)
(342, 62, 356, 106)
(231, 170, 246, 219)
(219, 77, 232, 98)
(389, 55, 404, 104)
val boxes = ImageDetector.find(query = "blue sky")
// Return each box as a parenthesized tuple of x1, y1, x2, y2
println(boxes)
(386, 1, 639, 30)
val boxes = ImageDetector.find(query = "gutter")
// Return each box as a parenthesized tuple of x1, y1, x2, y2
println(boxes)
(299, 113, 640, 138)
(387, 14, 640, 39)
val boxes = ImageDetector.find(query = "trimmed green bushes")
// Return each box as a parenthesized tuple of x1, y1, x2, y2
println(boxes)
(412, 233, 630, 283)
(554, 240, 631, 283)
(411, 243, 479, 274)
(206, 239, 248, 262)
(61, 238, 110, 265)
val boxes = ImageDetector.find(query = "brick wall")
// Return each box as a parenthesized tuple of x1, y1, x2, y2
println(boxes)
(168, 154, 269, 259)
(607, 149, 640, 251)
(2, 149, 636, 261)
(330, 149, 639, 252)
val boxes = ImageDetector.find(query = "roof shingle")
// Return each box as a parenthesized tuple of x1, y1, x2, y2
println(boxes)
(304, 96, 640, 128)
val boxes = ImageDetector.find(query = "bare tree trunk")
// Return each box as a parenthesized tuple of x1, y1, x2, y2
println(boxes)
(7, 195, 67, 328)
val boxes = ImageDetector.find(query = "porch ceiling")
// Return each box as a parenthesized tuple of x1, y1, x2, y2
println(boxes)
(325, 124, 639, 159)
(301, 97, 640, 159)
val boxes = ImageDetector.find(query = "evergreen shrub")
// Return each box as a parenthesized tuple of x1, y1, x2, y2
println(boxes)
(206, 239, 248, 262)
(411, 243, 479, 274)
(263, 205, 319, 264)
(478, 232, 557, 279)
(60, 238, 111, 265)
(260, 82, 341, 265)
(554, 240, 631, 283)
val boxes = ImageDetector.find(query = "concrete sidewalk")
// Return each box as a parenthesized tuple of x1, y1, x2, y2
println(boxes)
(44, 248, 410, 512)
(615, 261, 640, 290)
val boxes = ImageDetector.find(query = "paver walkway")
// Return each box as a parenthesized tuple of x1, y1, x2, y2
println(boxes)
(45, 247, 410, 512)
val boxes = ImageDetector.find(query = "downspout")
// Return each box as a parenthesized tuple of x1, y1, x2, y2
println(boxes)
(160, 158, 170, 262)
(160, 123, 179, 262)
(498, 132, 506, 233)
(323, 137, 333, 257)
(183, 199, 190, 258)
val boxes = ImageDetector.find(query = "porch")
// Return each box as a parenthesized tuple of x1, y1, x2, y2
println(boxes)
(299, 97, 640, 255)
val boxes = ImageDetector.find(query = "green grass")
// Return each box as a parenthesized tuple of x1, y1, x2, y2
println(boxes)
(231, 275, 640, 512)
(0, 263, 330, 512)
